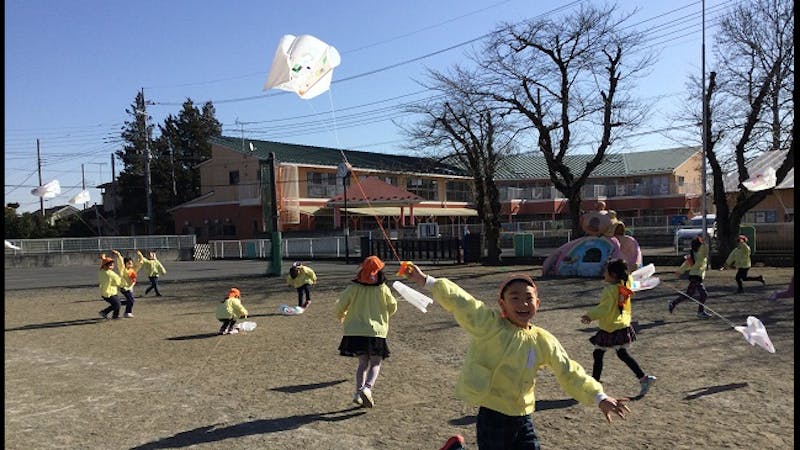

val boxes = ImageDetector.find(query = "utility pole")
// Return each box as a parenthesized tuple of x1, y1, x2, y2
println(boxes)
(111, 154, 117, 231)
(140, 88, 154, 235)
(264, 152, 282, 276)
(36, 139, 44, 215)
(81, 164, 86, 211)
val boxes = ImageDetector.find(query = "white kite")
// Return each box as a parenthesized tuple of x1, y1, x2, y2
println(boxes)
(734, 316, 775, 353)
(31, 179, 61, 199)
(278, 304, 305, 316)
(5, 240, 22, 250)
(69, 190, 91, 205)
(742, 166, 777, 192)
(263, 34, 341, 99)
(630, 263, 661, 292)
(234, 321, 258, 332)
(392, 281, 434, 313)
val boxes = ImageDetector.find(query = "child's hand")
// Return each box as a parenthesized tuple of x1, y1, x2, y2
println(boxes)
(112, 249, 121, 256)
(405, 264, 427, 288)
(580, 315, 592, 324)
(338, 316, 345, 324)
(599, 397, 630, 423)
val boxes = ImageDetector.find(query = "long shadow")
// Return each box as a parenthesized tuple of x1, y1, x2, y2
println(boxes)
(166, 333, 220, 341)
(421, 321, 460, 332)
(535, 398, 579, 411)
(5, 317, 105, 332)
(448, 415, 476, 426)
(248, 312, 282, 318)
(270, 379, 348, 393)
(130, 407, 366, 449)
(683, 382, 749, 400)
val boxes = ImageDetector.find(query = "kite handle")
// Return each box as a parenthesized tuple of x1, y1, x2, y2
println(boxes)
(396, 261, 413, 278)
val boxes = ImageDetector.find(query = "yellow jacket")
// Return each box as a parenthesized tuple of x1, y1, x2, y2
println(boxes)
(679, 242, 709, 279)
(287, 266, 317, 288)
(430, 278, 603, 416)
(335, 283, 397, 338)
(585, 281, 632, 333)
(725, 243, 751, 269)
(138, 251, 166, 277)
(115, 253, 142, 291)
(215, 296, 248, 320)
(98, 268, 123, 298)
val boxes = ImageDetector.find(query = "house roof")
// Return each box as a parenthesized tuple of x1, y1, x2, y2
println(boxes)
(722, 149, 793, 192)
(211, 136, 467, 176)
(495, 146, 700, 179)
(326, 177, 424, 207)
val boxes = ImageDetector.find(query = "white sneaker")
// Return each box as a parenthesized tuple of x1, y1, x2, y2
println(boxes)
(360, 387, 374, 408)
(123, 313, 134, 318)
(352, 391, 363, 406)
(228, 328, 239, 334)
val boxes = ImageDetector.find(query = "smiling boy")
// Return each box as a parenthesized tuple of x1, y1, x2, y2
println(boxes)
(406, 265, 630, 450)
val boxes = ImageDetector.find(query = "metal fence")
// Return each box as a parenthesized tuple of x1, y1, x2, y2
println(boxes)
(4, 235, 196, 255)
(205, 236, 358, 260)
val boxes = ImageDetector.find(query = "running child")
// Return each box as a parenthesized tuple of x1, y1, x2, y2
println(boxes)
(98, 254, 129, 320)
(670, 235, 711, 319)
(138, 250, 167, 297)
(404, 264, 630, 449)
(722, 234, 765, 293)
(581, 259, 656, 397)
(335, 256, 397, 408)
(112, 249, 142, 318)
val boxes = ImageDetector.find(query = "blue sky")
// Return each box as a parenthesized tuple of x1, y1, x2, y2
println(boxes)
(5, 0, 730, 214)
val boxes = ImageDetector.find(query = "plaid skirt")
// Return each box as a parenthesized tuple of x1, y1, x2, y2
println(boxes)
(589, 326, 636, 349)
(338, 336, 391, 358)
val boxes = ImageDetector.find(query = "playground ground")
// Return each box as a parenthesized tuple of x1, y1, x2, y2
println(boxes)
(4, 262, 794, 449)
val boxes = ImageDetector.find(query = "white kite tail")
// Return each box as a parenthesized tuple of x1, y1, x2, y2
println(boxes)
(392, 281, 433, 313)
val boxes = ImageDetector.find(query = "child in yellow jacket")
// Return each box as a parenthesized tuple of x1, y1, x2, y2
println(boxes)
(670, 235, 711, 319)
(98, 254, 127, 320)
(287, 261, 317, 308)
(138, 250, 167, 297)
(335, 256, 397, 408)
(216, 288, 248, 335)
(405, 263, 630, 449)
(581, 259, 656, 397)
(112, 249, 142, 318)
(722, 235, 765, 293)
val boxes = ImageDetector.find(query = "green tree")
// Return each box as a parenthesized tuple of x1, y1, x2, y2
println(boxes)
(115, 91, 154, 227)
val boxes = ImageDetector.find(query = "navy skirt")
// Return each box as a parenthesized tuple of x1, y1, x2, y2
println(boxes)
(589, 326, 636, 348)
(338, 336, 391, 358)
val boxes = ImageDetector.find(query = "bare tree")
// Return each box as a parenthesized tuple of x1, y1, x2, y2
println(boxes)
(476, 4, 653, 237)
(699, 0, 794, 259)
(404, 66, 519, 265)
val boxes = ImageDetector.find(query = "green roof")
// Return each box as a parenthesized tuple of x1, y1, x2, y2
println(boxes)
(211, 136, 467, 176)
(495, 146, 700, 180)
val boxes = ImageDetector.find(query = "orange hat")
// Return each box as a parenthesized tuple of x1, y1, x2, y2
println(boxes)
(737, 234, 748, 242)
(228, 287, 241, 298)
(498, 273, 536, 299)
(356, 256, 385, 284)
(100, 257, 114, 268)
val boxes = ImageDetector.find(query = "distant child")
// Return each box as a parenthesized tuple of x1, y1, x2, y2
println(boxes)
(335, 256, 397, 408)
(722, 235, 765, 293)
(581, 259, 656, 397)
(112, 249, 142, 318)
(216, 288, 248, 335)
(287, 261, 317, 308)
(670, 235, 711, 319)
(98, 254, 129, 320)
(405, 264, 630, 449)
(138, 250, 167, 297)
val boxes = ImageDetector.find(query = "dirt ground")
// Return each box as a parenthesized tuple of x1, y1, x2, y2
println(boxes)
(4, 263, 795, 449)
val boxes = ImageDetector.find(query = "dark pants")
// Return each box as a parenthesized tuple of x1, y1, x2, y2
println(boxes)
(297, 284, 311, 307)
(120, 289, 135, 314)
(592, 347, 645, 382)
(476, 407, 540, 450)
(735, 268, 763, 291)
(218, 318, 236, 333)
(673, 275, 708, 313)
(100, 295, 125, 319)
(145, 276, 162, 296)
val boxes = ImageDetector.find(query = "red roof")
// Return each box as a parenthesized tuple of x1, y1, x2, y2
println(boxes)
(327, 177, 424, 207)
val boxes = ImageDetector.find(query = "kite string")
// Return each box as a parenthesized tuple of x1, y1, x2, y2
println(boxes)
(323, 90, 402, 264)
